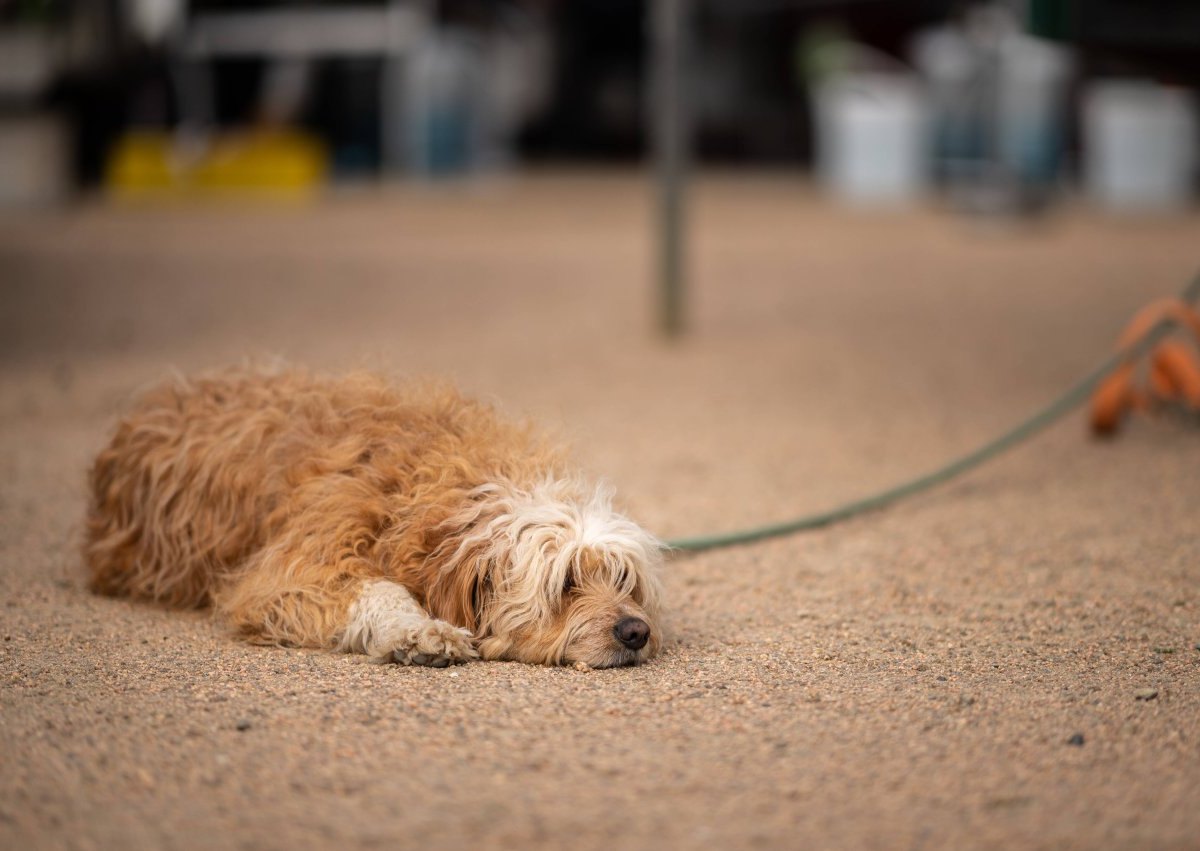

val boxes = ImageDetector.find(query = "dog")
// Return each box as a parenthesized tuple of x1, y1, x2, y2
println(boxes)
(84, 368, 664, 668)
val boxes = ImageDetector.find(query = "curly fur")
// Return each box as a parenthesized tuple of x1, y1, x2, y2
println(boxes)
(84, 368, 664, 668)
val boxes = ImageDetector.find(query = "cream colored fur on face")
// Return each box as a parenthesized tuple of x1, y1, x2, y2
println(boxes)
(84, 368, 664, 668)
(439, 479, 664, 667)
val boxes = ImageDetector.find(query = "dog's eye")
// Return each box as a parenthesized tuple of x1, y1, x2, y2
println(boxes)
(562, 574, 575, 595)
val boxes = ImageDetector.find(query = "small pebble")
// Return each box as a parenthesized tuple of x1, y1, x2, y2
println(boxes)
(1134, 688, 1158, 701)
(1066, 733, 1085, 746)
(235, 720, 252, 731)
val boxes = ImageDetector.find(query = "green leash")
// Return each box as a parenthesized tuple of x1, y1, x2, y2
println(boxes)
(665, 272, 1200, 553)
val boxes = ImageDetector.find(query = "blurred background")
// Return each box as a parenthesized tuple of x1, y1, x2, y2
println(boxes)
(3, 0, 1199, 526)
(0, 0, 1196, 211)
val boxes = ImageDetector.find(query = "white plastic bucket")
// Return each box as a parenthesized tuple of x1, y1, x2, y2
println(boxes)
(1082, 81, 1197, 212)
(814, 73, 929, 205)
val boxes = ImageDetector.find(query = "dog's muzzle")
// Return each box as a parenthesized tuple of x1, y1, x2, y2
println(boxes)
(613, 616, 650, 651)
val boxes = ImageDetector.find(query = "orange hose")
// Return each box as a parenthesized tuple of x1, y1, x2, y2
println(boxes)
(1117, 299, 1200, 347)
(1149, 359, 1177, 403)
(1090, 363, 1135, 435)
(1151, 340, 1200, 408)
(1091, 298, 1200, 431)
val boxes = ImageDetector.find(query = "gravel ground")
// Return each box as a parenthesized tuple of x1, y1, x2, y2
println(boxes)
(2, 174, 1198, 850)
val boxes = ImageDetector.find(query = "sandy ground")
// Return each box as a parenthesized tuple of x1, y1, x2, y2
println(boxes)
(1, 173, 1198, 850)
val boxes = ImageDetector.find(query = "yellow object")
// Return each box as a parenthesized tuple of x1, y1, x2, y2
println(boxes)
(106, 131, 328, 200)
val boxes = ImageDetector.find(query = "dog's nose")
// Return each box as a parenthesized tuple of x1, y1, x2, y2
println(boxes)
(613, 617, 650, 651)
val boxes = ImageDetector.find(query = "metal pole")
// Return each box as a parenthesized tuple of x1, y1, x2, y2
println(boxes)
(652, 0, 688, 337)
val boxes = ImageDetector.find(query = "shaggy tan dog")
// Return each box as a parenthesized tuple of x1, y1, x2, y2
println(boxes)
(84, 369, 664, 668)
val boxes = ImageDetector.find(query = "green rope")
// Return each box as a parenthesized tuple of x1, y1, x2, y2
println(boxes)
(664, 272, 1200, 553)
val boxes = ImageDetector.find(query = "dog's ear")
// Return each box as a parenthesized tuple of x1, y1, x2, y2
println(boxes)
(420, 550, 490, 633)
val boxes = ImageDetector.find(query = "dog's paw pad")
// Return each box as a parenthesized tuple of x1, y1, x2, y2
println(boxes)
(409, 652, 452, 668)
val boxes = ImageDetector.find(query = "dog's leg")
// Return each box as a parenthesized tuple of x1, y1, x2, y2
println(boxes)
(216, 548, 477, 667)
(212, 478, 479, 665)
(338, 580, 478, 667)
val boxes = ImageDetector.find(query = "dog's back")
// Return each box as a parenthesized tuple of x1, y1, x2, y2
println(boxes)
(86, 370, 306, 607)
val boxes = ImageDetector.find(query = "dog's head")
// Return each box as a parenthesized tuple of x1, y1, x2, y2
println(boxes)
(425, 479, 664, 668)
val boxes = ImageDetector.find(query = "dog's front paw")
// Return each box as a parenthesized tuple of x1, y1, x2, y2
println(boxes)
(388, 619, 478, 667)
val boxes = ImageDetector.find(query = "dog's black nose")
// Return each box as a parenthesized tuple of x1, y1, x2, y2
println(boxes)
(613, 617, 650, 651)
